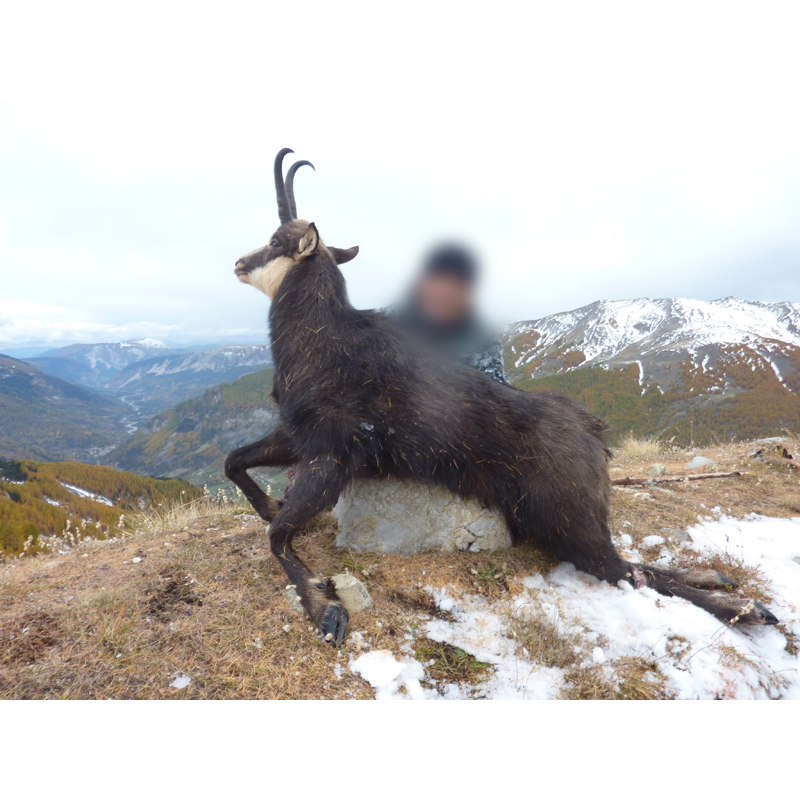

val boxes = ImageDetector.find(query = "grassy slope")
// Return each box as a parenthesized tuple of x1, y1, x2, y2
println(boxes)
(0, 459, 202, 555)
(510, 356, 800, 447)
(1, 438, 798, 699)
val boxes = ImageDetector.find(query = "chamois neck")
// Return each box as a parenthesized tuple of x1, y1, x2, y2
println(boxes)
(268, 250, 352, 363)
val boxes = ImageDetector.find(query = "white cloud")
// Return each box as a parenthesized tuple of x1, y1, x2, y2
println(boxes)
(1, 1, 799, 347)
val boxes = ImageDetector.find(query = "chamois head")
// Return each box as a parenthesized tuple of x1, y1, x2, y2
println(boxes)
(234, 148, 359, 299)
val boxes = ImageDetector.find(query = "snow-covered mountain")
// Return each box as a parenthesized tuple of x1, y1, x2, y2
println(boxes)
(504, 297, 800, 444)
(47, 338, 172, 373)
(22, 340, 273, 425)
(107, 345, 273, 417)
(27, 338, 175, 387)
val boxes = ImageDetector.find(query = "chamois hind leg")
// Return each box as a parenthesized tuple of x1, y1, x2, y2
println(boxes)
(224, 427, 298, 521)
(635, 564, 778, 625)
(267, 456, 350, 646)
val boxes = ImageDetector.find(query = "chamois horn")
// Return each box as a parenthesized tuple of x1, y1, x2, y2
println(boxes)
(274, 148, 294, 224)
(286, 160, 314, 220)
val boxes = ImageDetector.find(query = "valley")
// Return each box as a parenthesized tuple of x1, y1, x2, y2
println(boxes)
(3, 297, 800, 491)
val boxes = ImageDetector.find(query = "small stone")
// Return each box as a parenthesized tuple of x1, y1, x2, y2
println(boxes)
(285, 586, 305, 615)
(168, 622, 179, 633)
(332, 573, 373, 613)
(633, 492, 654, 501)
(253, 636, 263, 650)
(686, 456, 715, 471)
(662, 527, 691, 542)
(646, 463, 667, 477)
(282, 624, 292, 633)
(349, 631, 366, 651)
(132, 557, 142, 564)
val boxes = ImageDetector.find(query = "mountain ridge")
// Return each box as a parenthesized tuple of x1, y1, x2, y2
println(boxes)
(504, 296, 800, 444)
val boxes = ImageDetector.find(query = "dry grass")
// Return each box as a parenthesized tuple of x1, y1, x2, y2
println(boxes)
(0, 497, 552, 699)
(508, 602, 667, 699)
(0, 437, 797, 700)
(563, 657, 666, 700)
(615, 432, 666, 461)
(415, 639, 493, 684)
(509, 604, 584, 670)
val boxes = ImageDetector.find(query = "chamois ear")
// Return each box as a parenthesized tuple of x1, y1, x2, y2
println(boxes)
(329, 245, 360, 265)
(297, 222, 320, 260)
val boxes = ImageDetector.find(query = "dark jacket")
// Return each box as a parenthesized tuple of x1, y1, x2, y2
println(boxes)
(384, 300, 509, 384)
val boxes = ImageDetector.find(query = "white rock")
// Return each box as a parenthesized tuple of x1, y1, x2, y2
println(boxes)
(285, 585, 304, 615)
(284, 574, 373, 616)
(332, 574, 373, 613)
(686, 456, 715, 470)
(334, 479, 512, 554)
(646, 463, 667, 477)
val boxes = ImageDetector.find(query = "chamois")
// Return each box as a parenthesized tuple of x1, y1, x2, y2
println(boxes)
(224, 148, 777, 645)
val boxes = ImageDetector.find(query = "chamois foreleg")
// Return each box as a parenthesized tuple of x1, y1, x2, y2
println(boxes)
(268, 456, 350, 645)
(224, 427, 297, 521)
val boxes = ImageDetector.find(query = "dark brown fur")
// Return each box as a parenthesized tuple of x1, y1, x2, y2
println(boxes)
(225, 205, 777, 645)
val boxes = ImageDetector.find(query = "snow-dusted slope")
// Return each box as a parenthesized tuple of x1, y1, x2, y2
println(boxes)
(509, 297, 800, 369)
(506, 297, 800, 390)
(48, 338, 173, 374)
(504, 297, 800, 443)
(109, 345, 272, 388)
(106, 345, 273, 417)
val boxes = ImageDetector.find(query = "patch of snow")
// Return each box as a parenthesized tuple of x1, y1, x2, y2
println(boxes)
(350, 651, 429, 700)
(765, 357, 785, 383)
(169, 674, 191, 689)
(58, 482, 113, 506)
(353, 516, 800, 701)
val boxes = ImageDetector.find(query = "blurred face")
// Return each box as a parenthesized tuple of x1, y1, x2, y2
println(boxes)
(415, 273, 473, 327)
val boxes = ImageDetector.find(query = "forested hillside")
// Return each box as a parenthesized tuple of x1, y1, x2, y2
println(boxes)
(0, 355, 128, 462)
(105, 368, 278, 486)
(0, 459, 201, 556)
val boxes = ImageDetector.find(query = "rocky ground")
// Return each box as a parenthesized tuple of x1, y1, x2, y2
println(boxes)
(1, 437, 798, 700)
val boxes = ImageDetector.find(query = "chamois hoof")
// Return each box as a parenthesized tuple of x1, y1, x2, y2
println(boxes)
(319, 601, 349, 647)
(707, 592, 779, 626)
(675, 568, 738, 591)
(739, 599, 778, 626)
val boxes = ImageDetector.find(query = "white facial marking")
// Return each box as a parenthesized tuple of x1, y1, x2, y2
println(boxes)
(247, 255, 295, 299)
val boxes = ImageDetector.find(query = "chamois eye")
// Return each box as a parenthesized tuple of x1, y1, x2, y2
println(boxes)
(270, 240, 279, 248)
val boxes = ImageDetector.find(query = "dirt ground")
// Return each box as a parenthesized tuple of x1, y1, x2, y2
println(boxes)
(1, 437, 798, 699)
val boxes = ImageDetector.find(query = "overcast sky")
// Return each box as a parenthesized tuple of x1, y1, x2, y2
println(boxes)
(1, 1, 799, 350)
